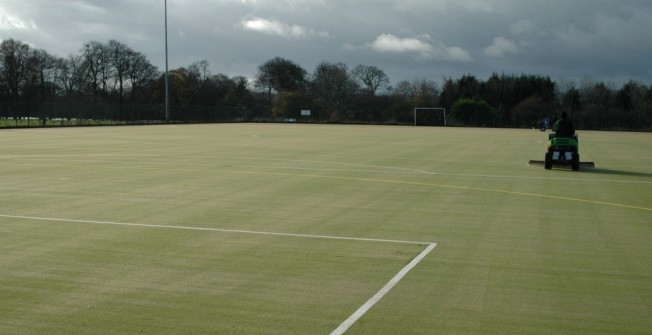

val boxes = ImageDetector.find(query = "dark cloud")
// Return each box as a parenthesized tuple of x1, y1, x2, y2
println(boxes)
(1, 0, 651, 86)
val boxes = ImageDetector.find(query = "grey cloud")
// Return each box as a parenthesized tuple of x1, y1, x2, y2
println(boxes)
(1, 0, 651, 85)
(484, 37, 520, 58)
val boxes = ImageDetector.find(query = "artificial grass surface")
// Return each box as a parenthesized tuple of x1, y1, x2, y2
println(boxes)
(1, 124, 651, 334)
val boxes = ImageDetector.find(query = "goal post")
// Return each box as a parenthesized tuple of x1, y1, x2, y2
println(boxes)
(414, 107, 446, 126)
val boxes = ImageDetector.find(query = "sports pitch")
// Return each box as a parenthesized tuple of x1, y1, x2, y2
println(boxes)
(1, 124, 651, 334)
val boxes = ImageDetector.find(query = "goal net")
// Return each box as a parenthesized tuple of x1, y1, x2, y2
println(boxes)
(414, 107, 446, 126)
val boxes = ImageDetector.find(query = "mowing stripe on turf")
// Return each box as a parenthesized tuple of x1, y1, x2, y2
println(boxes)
(5, 156, 651, 212)
(226, 170, 652, 213)
(7, 156, 652, 185)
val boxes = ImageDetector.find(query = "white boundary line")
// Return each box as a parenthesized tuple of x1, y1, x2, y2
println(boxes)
(330, 242, 437, 335)
(0, 214, 437, 334)
(0, 214, 429, 246)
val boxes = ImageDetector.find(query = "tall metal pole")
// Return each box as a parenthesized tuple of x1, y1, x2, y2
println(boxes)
(164, 0, 169, 121)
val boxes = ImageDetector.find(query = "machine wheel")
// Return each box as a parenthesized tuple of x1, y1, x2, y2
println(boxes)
(571, 153, 580, 171)
(544, 152, 552, 170)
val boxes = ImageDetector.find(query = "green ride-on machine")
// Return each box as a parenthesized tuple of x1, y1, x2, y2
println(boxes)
(529, 133, 595, 170)
(546, 133, 580, 170)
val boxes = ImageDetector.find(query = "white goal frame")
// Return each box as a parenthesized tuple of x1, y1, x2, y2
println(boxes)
(414, 107, 446, 126)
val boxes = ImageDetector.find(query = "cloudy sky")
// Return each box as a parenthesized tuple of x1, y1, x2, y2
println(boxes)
(1, 0, 651, 87)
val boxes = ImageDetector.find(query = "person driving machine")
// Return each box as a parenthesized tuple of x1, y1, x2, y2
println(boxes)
(552, 111, 575, 138)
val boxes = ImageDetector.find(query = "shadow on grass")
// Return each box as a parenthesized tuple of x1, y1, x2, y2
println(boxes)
(582, 167, 652, 179)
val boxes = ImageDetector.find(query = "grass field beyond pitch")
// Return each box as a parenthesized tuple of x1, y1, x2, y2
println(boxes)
(1, 124, 651, 334)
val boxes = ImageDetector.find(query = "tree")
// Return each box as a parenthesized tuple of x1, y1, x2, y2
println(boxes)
(81, 41, 111, 102)
(580, 81, 612, 130)
(352, 64, 389, 95)
(439, 76, 460, 112)
(411, 78, 439, 107)
(255, 57, 307, 99)
(482, 73, 515, 126)
(107, 40, 132, 105)
(3, 37, 652, 129)
(614, 81, 649, 130)
(30, 49, 58, 104)
(186, 60, 211, 105)
(253, 57, 307, 117)
(511, 96, 548, 128)
(0, 38, 32, 114)
(126, 51, 158, 103)
(167, 67, 197, 107)
(457, 74, 480, 99)
(188, 60, 210, 85)
(59, 54, 86, 101)
(311, 62, 358, 121)
(451, 98, 496, 126)
(392, 80, 415, 101)
(223, 76, 251, 107)
(561, 87, 581, 122)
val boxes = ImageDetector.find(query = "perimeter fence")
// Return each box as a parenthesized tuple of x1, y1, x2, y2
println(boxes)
(0, 103, 249, 127)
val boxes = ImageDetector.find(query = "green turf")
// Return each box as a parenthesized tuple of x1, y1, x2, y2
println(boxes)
(1, 124, 651, 334)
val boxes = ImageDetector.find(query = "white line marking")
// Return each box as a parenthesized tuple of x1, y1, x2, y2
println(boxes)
(233, 165, 425, 175)
(0, 214, 430, 246)
(1, 213, 437, 334)
(330, 243, 437, 335)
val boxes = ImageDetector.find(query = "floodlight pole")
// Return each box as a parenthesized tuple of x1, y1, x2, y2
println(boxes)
(164, 0, 170, 122)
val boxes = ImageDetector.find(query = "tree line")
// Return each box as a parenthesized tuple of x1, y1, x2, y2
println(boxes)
(1, 37, 650, 130)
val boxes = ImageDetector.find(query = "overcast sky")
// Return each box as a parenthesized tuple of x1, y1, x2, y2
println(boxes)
(2, 0, 651, 87)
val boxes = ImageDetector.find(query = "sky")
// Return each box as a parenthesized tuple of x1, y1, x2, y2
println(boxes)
(1, 0, 651, 88)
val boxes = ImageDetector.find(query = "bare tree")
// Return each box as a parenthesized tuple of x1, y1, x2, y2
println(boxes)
(0, 38, 32, 109)
(188, 60, 210, 85)
(352, 64, 389, 95)
(59, 54, 86, 100)
(392, 80, 415, 101)
(107, 40, 133, 105)
(311, 62, 358, 119)
(31, 49, 59, 103)
(126, 51, 158, 103)
(81, 41, 113, 102)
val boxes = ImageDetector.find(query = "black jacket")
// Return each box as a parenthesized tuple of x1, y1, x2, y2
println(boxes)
(553, 118, 575, 137)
